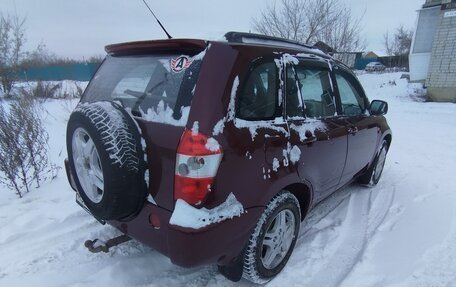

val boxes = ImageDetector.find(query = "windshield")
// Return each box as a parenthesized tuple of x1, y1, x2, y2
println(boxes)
(82, 53, 203, 126)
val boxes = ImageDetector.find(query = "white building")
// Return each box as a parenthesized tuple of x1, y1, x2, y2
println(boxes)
(409, 0, 456, 101)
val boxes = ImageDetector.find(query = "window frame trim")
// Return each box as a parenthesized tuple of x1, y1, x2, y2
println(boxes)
(332, 65, 370, 117)
(285, 57, 339, 121)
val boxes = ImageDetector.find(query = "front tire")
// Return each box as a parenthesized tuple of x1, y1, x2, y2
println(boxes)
(243, 191, 300, 284)
(371, 140, 388, 184)
(359, 139, 389, 185)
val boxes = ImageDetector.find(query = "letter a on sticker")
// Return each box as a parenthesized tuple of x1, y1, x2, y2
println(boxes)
(171, 56, 192, 73)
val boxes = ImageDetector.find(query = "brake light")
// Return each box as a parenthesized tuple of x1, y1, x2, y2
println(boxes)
(174, 129, 223, 206)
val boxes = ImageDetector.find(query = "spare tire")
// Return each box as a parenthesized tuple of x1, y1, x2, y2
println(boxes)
(66, 101, 146, 221)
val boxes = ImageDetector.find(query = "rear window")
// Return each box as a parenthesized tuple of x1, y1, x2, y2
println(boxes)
(82, 53, 203, 125)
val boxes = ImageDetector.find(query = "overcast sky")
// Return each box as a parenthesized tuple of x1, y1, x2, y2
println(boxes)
(1, 0, 425, 59)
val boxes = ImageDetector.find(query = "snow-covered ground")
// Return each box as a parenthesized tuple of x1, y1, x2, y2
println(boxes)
(0, 73, 455, 286)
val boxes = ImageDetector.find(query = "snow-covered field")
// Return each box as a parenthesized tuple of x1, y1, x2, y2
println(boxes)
(1, 73, 455, 286)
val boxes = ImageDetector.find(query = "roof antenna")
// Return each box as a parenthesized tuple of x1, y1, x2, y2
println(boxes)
(141, 0, 172, 39)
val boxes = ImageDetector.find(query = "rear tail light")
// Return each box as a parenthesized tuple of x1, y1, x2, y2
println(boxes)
(174, 129, 223, 206)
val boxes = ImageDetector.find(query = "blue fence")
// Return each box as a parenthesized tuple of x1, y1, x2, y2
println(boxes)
(17, 63, 100, 81)
(354, 58, 378, 70)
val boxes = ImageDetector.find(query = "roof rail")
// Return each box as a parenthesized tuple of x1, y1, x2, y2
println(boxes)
(224, 31, 315, 50)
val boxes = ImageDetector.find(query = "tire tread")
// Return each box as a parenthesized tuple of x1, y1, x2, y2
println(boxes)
(242, 191, 300, 284)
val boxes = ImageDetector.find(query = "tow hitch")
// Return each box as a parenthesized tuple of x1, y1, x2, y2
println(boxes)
(84, 234, 131, 253)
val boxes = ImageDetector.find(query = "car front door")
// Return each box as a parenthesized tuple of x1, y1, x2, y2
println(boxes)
(285, 59, 348, 202)
(333, 66, 379, 187)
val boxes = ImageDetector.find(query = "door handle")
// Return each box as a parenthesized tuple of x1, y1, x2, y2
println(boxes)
(302, 136, 317, 145)
(347, 126, 359, 135)
(265, 134, 281, 139)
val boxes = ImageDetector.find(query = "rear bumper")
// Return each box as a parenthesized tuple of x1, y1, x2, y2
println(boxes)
(66, 159, 263, 267)
(109, 202, 263, 267)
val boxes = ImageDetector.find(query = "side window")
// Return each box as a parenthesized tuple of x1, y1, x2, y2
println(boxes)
(335, 72, 366, 116)
(238, 62, 279, 120)
(286, 64, 335, 118)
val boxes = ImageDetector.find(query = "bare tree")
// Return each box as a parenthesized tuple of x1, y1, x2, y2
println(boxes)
(0, 12, 26, 96)
(319, 6, 365, 52)
(0, 105, 21, 196)
(20, 42, 57, 69)
(384, 25, 413, 56)
(0, 97, 50, 197)
(0, 103, 32, 197)
(19, 81, 62, 99)
(11, 97, 50, 187)
(252, 0, 365, 52)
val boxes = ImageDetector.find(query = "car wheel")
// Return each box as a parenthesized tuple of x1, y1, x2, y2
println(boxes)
(243, 191, 300, 284)
(67, 101, 147, 220)
(359, 140, 389, 185)
(372, 140, 388, 184)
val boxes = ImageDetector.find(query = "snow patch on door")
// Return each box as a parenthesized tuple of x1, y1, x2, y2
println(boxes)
(272, 158, 280, 172)
(290, 120, 327, 141)
(289, 145, 301, 164)
(235, 118, 289, 141)
(282, 142, 302, 166)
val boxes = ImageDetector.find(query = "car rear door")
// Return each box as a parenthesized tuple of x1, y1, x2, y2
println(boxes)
(285, 58, 348, 202)
(236, 58, 290, 178)
(221, 56, 291, 208)
(333, 66, 379, 187)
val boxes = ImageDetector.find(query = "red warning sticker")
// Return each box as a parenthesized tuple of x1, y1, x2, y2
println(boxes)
(171, 56, 192, 73)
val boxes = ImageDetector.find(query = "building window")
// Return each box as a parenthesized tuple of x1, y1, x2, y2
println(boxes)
(412, 7, 440, 54)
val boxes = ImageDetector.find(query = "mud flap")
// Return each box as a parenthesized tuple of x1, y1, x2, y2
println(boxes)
(218, 253, 244, 282)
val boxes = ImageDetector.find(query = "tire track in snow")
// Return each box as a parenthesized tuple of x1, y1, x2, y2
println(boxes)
(388, 208, 456, 287)
(303, 190, 371, 287)
(268, 184, 395, 287)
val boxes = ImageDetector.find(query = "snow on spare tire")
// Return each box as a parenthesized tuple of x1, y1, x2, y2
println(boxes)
(67, 101, 146, 220)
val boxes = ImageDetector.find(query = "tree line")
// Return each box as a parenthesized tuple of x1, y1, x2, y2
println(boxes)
(252, 0, 413, 57)
(0, 12, 102, 96)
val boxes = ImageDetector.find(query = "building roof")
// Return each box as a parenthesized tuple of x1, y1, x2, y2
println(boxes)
(423, 0, 443, 8)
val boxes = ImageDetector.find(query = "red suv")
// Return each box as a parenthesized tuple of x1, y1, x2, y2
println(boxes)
(65, 32, 391, 283)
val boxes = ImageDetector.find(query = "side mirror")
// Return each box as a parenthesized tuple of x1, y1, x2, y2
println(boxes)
(369, 100, 388, 116)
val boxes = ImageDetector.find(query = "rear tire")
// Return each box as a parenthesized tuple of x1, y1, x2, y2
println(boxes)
(243, 191, 300, 284)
